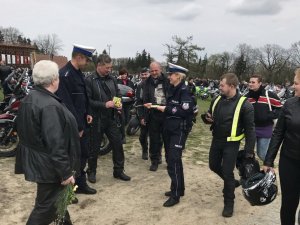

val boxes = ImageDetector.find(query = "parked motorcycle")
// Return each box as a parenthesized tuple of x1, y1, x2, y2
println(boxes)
(0, 68, 31, 157)
(126, 103, 140, 136)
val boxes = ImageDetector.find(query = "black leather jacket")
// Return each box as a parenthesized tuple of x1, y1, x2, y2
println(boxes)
(208, 92, 255, 156)
(85, 72, 121, 119)
(264, 97, 300, 167)
(142, 73, 169, 122)
(15, 86, 81, 183)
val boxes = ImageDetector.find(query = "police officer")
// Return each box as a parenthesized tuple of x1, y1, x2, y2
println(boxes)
(136, 67, 150, 160)
(143, 61, 169, 171)
(154, 63, 194, 207)
(204, 73, 255, 217)
(56, 44, 97, 195)
(85, 54, 131, 182)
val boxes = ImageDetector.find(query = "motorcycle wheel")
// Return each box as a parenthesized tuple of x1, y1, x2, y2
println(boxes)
(126, 117, 140, 136)
(98, 133, 112, 156)
(0, 133, 18, 157)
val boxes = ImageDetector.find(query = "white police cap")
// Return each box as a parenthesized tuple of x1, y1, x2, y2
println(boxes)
(167, 62, 188, 74)
(72, 44, 96, 60)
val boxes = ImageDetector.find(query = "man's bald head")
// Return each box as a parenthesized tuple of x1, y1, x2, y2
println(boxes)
(149, 61, 162, 78)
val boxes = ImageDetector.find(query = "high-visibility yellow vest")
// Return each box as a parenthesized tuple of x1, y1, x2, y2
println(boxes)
(211, 95, 247, 142)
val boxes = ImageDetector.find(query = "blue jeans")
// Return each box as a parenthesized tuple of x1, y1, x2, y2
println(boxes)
(256, 137, 271, 161)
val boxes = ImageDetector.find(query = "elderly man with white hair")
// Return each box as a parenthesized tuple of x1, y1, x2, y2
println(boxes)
(15, 60, 80, 225)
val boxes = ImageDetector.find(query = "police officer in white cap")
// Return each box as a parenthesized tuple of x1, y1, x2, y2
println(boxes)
(56, 44, 97, 196)
(154, 63, 194, 207)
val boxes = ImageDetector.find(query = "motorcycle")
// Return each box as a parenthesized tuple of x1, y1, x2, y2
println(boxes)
(0, 69, 31, 157)
(0, 106, 18, 157)
(126, 103, 140, 136)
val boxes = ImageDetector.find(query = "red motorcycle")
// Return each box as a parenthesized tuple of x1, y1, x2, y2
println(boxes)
(0, 99, 19, 157)
(0, 68, 31, 157)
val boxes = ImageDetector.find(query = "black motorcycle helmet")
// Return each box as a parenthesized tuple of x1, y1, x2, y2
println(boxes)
(236, 150, 260, 180)
(242, 170, 278, 206)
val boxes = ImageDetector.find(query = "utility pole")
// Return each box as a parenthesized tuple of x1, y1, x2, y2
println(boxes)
(107, 44, 112, 56)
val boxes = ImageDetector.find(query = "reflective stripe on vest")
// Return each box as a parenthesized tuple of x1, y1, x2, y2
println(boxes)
(211, 96, 247, 142)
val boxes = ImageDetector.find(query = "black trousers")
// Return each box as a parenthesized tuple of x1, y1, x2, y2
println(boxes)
(27, 183, 72, 225)
(87, 118, 101, 173)
(279, 154, 300, 225)
(75, 131, 88, 187)
(148, 111, 165, 163)
(122, 102, 132, 126)
(88, 118, 125, 174)
(209, 138, 240, 205)
(164, 130, 187, 200)
(139, 124, 149, 153)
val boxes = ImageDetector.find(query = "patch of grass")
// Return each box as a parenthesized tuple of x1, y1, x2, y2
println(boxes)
(0, 89, 3, 101)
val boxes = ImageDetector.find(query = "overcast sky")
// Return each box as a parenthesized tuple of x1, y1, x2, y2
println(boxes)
(2, 0, 300, 61)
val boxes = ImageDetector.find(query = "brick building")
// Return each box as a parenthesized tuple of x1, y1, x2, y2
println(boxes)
(0, 43, 68, 69)
(0, 43, 36, 68)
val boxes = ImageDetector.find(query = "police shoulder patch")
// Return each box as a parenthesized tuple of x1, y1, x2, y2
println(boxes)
(182, 103, 189, 110)
(172, 107, 177, 114)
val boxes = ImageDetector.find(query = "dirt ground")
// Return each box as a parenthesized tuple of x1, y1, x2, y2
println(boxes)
(0, 136, 285, 225)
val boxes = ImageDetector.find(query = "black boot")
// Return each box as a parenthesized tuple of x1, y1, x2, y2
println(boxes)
(87, 170, 96, 183)
(142, 151, 148, 160)
(149, 161, 158, 171)
(163, 197, 179, 207)
(165, 191, 184, 197)
(222, 203, 234, 217)
(113, 171, 131, 181)
(75, 183, 97, 194)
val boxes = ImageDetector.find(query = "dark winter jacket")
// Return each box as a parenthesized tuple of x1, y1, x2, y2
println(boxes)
(15, 86, 81, 183)
(264, 97, 300, 167)
(246, 86, 282, 127)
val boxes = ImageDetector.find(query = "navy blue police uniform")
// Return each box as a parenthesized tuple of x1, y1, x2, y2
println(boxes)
(56, 61, 89, 187)
(163, 63, 194, 207)
(55, 44, 95, 191)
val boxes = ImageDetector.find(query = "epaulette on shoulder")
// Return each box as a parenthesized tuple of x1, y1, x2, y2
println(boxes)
(64, 71, 70, 77)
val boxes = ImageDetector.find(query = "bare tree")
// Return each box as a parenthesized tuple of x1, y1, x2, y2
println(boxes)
(233, 43, 260, 79)
(257, 44, 291, 81)
(0, 26, 23, 44)
(291, 41, 300, 66)
(34, 33, 63, 56)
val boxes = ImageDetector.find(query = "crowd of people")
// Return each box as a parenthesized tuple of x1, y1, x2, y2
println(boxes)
(2, 43, 298, 225)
